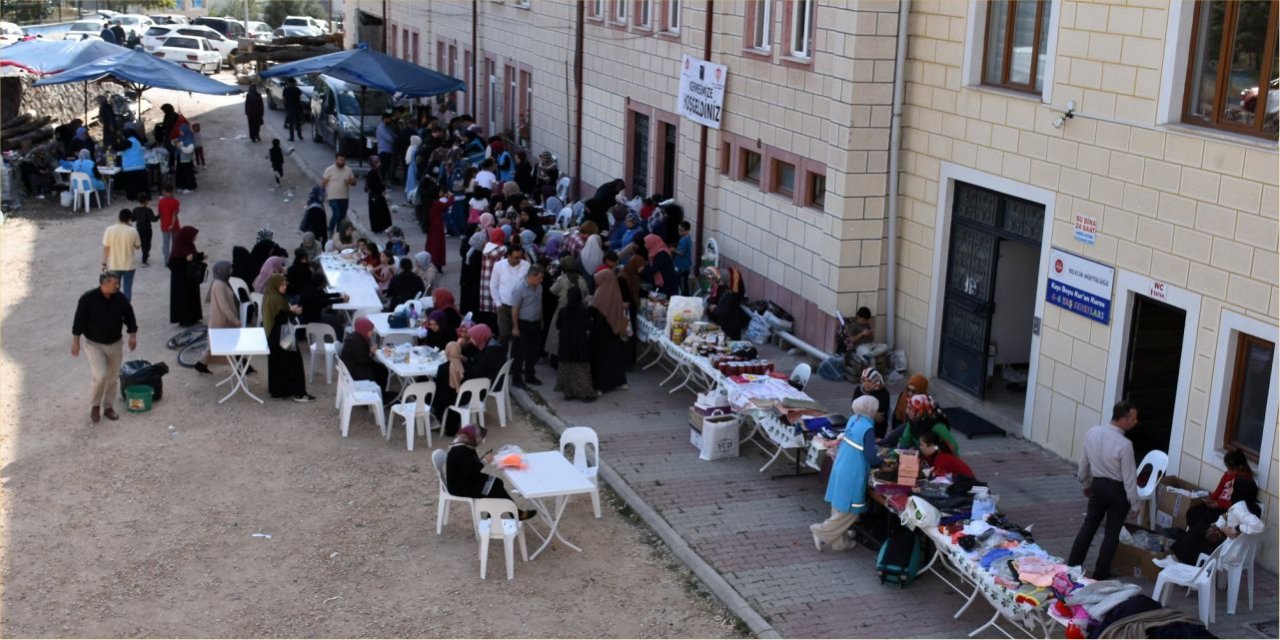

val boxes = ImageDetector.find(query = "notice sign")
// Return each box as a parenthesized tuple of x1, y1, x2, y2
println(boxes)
(1046, 248, 1115, 324)
(1073, 213, 1098, 245)
(677, 55, 728, 129)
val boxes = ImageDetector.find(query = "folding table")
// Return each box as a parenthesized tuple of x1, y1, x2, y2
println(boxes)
(375, 348, 445, 402)
(208, 327, 269, 404)
(500, 451, 596, 559)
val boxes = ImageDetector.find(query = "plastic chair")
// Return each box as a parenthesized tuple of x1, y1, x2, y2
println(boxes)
(248, 292, 265, 326)
(487, 359, 513, 428)
(789, 363, 812, 392)
(560, 426, 601, 518)
(306, 323, 338, 384)
(1153, 543, 1223, 625)
(431, 448, 476, 536)
(473, 498, 528, 580)
(1200, 530, 1265, 615)
(446, 378, 490, 433)
(228, 277, 251, 304)
(334, 356, 381, 410)
(69, 171, 100, 212)
(335, 358, 386, 438)
(556, 175, 570, 202)
(556, 206, 573, 229)
(1134, 450, 1169, 528)
(387, 381, 435, 451)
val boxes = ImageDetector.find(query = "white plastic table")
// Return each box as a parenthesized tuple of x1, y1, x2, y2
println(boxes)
(500, 451, 596, 559)
(375, 347, 445, 403)
(368, 311, 422, 339)
(320, 254, 383, 313)
(56, 165, 121, 204)
(208, 327, 269, 404)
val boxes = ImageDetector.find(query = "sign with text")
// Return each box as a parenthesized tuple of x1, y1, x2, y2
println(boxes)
(1073, 213, 1098, 245)
(1046, 248, 1115, 325)
(676, 55, 728, 129)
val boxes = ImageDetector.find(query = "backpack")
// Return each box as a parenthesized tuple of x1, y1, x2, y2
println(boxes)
(876, 524, 923, 588)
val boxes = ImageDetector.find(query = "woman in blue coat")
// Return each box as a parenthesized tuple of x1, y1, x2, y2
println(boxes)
(70, 149, 105, 191)
(811, 395, 883, 551)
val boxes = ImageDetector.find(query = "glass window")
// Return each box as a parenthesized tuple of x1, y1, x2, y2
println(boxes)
(638, 0, 653, 27)
(667, 0, 680, 32)
(809, 172, 826, 208)
(790, 0, 813, 58)
(742, 149, 762, 184)
(1225, 334, 1274, 459)
(614, 0, 627, 22)
(982, 0, 1050, 93)
(774, 159, 796, 195)
(1185, 1, 1279, 138)
(751, 0, 771, 50)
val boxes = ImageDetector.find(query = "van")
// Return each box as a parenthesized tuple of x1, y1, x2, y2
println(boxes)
(309, 74, 393, 158)
(191, 17, 245, 40)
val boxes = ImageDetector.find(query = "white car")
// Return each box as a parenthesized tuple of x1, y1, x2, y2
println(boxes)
(62, 20, 105, 41)
(0, 21, 24, 46)
(273, 26, 321, 39)
(151, 35, 221, 74)
(246, 20, 274, 41)
(282, 16, 327, 33)
(109, 14, 155, 39)
(142, 24, 235, 59)
(150, 14, 189, 25)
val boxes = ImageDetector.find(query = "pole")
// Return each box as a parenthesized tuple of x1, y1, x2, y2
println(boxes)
(693, 0, 714, 267)
(571, 0, 583, 200)
(380, 0, 387, 52)
(470, 0, 477, 116)
(243, 0, 249, 28)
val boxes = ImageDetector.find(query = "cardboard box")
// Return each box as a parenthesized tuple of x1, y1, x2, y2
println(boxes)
(1111, 523, 1174, 582)
(1155, 476, 1206, 530)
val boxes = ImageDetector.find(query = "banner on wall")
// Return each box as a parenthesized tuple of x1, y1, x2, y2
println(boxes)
(676, 54, 728, 129)
(1046, 248, 1115, 325)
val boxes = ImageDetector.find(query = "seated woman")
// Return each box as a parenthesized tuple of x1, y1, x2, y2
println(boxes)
(340, 317, 390, 397)
(811, 396, 883, 552)
(706, 267, 747, 340)
(431, 288, 463, 337)
(298, 263, 347, 338)
(1164, 480, 1263, 566)
(851, 367, 892, 440)
(1169, 449, 1261, 564)
(465, 323, 507, 382)
(385, 257, 425, 309)
(918, 430, 975, 481)
(413, 251, 440, 292)
(421, 311, 450, 350)
(445, 424, 535, 520)
(432, 324, 503, 436)
(883, 374, 929, 446)
(298, 232, 322, 263)
(70, 149, 105, 191)
(330, 220, 358, 252)
(897, 394, 960, 454)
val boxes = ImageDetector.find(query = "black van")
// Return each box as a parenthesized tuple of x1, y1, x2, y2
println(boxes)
(191, 16, 246, 40)
(310, 74, 394, 158)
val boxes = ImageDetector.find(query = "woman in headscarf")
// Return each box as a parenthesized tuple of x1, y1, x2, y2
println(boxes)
(608, 205, 630, 249)
(196, 261, 241, 375)
(244, 85, 265, 142)
(708, 267, 747, 340)
(331, 219, 358, 252)
(298, 262, 347, 339)
(546, 254, 590, 360)
(643, 234, 679, 297)
(464, 323, 507, 383)
(249, 227, 280, 276)
(459, 231, 486, 315)
(555, 287, 596, 401)
(253, 255, 287, 294)
(426, 192, 451, 270)
(404, 134, 422, 202)
(300, 187, 328, 243)
(897, 395, 959, 454)
(477, 228, 507, 328)
(423, 311, 453, 350)
(168, 226, 204, 327)
(115, 131, 149, 201)
(432, 288, 462, 338)
(231, 246, 256, 284)
(445, 424, 533, 518)
(543, 229, 565, 259)
(174, 123, 197, 191)
(285, 249, 313, 297)
(514, 150, 536, 196)
(298, 232, 322, 263)
(885, 374, 929, 445)
(589, 270, 629, 393)
(811, 395, 883, 551)
(580, 223, 605, 275)
(341, 316, 389, 396)
(430, 334, 469, 432)
(851, 367, 891, 439)
(362, 155, 391, 234)
(70, 149, 105, 191)
(620, 211, 645, 249)
(618, 255, 647, 366)
(262, 273, 314, 402)
(69, 126, 96, 158)
(535, 150, 559, 201)
(413, 251, 439, 292)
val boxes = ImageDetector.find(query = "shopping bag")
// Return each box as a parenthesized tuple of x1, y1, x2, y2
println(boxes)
(699, 414, 741, 461)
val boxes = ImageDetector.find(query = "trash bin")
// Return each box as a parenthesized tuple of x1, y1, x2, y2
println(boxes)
(124, 385, 154, 413)
(119, 360, 169, 402)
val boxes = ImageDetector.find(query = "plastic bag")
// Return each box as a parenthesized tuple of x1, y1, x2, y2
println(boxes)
(119, 360, 169, 401)
(889, 348, 907, 372)
(665, 295, 704, 330)
(745, 315, 771, 344)
(699, 414, 741, 461)
(495, 444, 527, 470)
(817, 355, 845, 381)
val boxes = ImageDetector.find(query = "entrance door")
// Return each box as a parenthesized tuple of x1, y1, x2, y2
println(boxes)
(658, 121, 677, 198)
(1121, 295, 1186, 461)
(630, 112, 650, 198)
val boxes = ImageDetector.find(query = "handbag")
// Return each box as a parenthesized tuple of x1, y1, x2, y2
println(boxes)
(187, 257, 208, 284)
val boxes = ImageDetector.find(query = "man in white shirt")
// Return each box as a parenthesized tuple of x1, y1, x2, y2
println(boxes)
(321, 154, 357, 235)
(489, 244, 529, 346)
(1067, 401, 1141, 580)
(475, 158, 499, 192)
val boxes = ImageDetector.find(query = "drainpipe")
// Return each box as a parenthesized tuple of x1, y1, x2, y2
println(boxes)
(381, 0, 388, 52)
(471, 0, 479, 115)
(571, 0, 584, 200)
(693, 0, 714, 266)
(885, 0, 910, 349)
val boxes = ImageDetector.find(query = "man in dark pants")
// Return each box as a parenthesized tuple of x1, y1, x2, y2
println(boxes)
(282, 79, 304, 142)
(1067, 401, 1141, 580)
(510, 265, 545, 388)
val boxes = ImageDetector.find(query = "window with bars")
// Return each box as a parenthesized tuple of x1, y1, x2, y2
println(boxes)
(1184, 0, 1279, 138)
(982, 0, 1051, 94)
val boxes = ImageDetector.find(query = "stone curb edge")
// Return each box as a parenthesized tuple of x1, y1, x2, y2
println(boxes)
(511, 387, 783, 640)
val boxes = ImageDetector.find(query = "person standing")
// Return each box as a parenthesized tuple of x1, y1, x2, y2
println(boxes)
(244, 85, 265, 143)
(490, 244, 529, 347)
(322, 154, 356, 236)
(365, 155, 391, 233)
(375, 113, 396, 183)
(167, 227, 205, 327)
(588, 269, 629, 393)
(157, 187, 181, 265)
(97, 95, 116, 147)
(102, 209, 141, 300)
(132, 194, 156, 268)
(510, 265, 545, 388)
(71, 272, 138, 424)
(282, 78, 304, 141)
(811, 396, 882, 551)
(99, 24, 117, 44)
(1067, 401, 1141, 580)
(261, 274, 314, 402)
(195, 261, 241, 375)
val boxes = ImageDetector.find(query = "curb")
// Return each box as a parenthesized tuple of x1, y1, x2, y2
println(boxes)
(510, 387, 783, 640)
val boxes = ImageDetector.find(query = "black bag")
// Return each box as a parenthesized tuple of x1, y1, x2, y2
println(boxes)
(876, 524, 923, 588)
(187, 257, 208, 284)
(119, 360, 169, 401)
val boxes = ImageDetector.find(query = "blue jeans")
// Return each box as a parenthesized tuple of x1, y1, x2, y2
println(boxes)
(328, 199, 349, 234)
(117, 269, 135, 301)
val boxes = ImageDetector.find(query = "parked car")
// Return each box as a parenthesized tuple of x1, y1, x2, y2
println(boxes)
(191, 16, 246, 39)
(272, 26, 320, 39)
(246, 20, 274, 41)
(62, 20, 106, 41)
(109, 15, 155, 39)
(94, 10, 120, 20)
(262, 75, 314, 116)
(149, 14, 190, 25)
(282, 15, 327, 33)
(311, 74, 393, 157)
(142, 24, 235, 58)
(151, 35, 222, 74)
(0, 22, 24, 47)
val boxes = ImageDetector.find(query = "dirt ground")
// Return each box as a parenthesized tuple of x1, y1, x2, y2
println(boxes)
(0, 82, 741, 638)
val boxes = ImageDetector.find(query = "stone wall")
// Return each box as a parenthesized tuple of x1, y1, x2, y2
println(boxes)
(1, 76, 127, 127)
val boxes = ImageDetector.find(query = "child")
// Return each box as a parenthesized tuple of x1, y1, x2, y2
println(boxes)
(468, 186, 490, 227)
(673, 220, 693, 295)
(157, 187, 181, 265)
(269, 138, 284, 185)
(191, 123, 205, 167)
(132, 193, 156, 267)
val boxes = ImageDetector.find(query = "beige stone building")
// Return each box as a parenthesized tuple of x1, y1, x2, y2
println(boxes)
(347, 0, 1278, 556)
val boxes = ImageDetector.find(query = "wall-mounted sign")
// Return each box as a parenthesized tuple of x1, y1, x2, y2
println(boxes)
(1073, 213, 1098, 245)
(1046, 248, 1115, 324)
(676, 55, 727, 129)
(1148, 280, 1167, 301)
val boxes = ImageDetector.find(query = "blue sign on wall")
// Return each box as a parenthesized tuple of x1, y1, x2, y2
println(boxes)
(1045, 248, 1115, 325)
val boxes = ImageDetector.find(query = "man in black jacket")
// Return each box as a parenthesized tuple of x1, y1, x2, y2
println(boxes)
(71, 272, 138, 424)
(282, 79, 304, 141)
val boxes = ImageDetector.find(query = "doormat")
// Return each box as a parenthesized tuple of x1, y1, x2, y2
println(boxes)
(943, 407, 1006, 439)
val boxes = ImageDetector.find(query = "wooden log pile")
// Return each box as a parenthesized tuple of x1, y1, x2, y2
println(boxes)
(1, 113, 54, 151)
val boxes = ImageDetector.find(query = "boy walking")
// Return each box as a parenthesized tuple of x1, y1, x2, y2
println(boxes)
(269, 138, 285, 185)
(157, 187, 181, 265)
(132, 193, 156, 267)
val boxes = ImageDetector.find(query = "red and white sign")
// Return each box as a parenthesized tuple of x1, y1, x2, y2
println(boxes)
(1148, 281, 1167, 301)
(1073, 213, 1098, 245)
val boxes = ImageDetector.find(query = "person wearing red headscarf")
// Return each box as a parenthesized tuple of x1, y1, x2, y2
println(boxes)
(431, 288, 462, 339)
(167, 226, 205, 327)
(426, 192, 451, 270)
(340, 316, 389, 397)
(478, 228, 507, 328)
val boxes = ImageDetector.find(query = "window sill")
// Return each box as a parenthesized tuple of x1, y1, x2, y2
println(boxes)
(657, 28, 680, 38)
(741, 47, 772, 61)
(1160, 122, 1279, 152)
(966, 83, 1045, 104)
(780, 54, 813, 69)
(634, 24, 654, 33)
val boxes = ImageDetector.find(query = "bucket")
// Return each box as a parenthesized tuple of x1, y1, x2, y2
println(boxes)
(124, 385, 154, 413)
(59, 190, 73, 208)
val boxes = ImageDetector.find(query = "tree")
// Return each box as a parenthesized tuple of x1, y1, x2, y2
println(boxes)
(209, 0, 259, 20)
(99, 0, 175, 11)
(261, 0, 325, 28)
(0, 0, 56, 24)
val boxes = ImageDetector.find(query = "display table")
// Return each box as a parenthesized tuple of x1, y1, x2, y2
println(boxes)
(208, 327, 269, 404)
(499, 451, 597, 560)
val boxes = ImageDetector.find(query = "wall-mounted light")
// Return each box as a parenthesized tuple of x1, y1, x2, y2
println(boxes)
(1051, 100, 1076, 129)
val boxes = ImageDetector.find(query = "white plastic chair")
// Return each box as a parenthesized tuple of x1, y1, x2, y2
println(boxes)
(1153, 543, 1223, 625)
(1200, 530, 1265, 615)
(336, 358, 386, 438)
(555, 175, 570, 202)
(473, 498, 528, 580)
(248, 292, 265, 326)
(431, 448, 476, 536)
(387, 381, 435, 451)
(446, 378, 490, 433)
(487, 359, 513, 428)
(705, 237, 720, 266)
(229, 277, 251, 303)
(789, 363, 812, 391)
(1135, 450, 1169, 528)
(306, 322, 338, 384)
(69, 171, 100, 212)
(560, 426, 601, 518)
(345, 309, 371, 337)
(556, 206, 573, 229)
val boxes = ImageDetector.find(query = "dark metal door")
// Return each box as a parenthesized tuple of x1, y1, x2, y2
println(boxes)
(938, 224, 1000, 397)
(1122, 294, 1185, 462)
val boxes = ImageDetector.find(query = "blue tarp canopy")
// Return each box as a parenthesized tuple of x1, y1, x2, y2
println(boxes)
(0, 39, 130, 76)
(260, 45, 465, 97)
(33, 48, 240, 95)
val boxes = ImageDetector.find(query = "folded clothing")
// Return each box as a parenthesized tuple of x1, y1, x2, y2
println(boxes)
(1066, 580, 1143, 620)
(1016, 556, 1068, 587)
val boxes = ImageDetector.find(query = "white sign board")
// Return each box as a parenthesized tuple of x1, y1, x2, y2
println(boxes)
(676, 55, 728, 129)
(1046, 248, 1115, 324)
(1073, 213, 1098, 245)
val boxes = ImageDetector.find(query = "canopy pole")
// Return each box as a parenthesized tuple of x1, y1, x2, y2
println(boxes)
(360, 85, 367, 169)
(83, 82, 88, 116)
